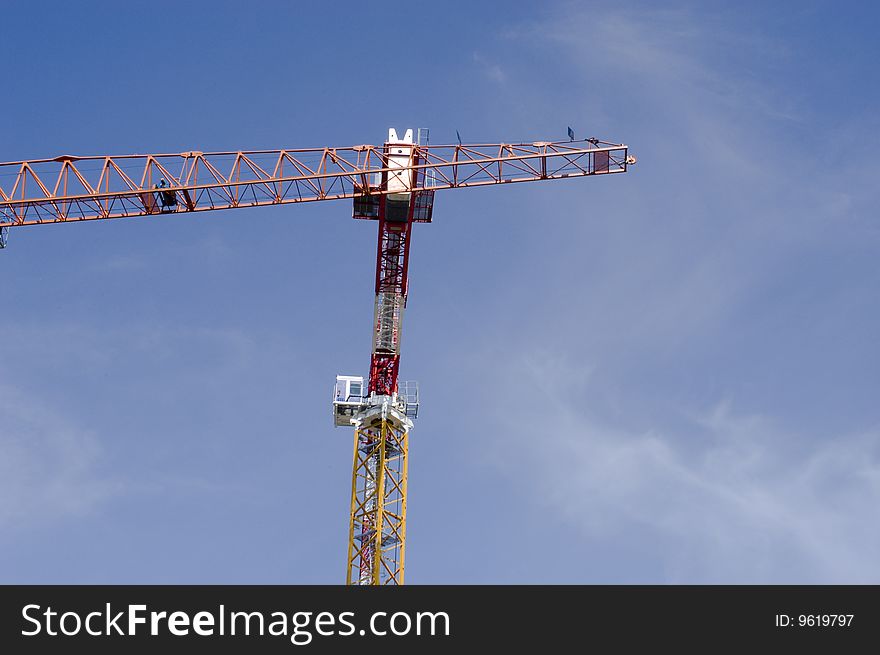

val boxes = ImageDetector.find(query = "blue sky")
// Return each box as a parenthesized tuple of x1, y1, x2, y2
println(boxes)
(2, 1, 879, 583)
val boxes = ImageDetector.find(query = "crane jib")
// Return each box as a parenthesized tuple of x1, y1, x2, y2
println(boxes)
(0, 140, 632, 228)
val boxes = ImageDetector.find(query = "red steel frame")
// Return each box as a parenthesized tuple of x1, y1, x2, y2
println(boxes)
(367, 151, 418, 396)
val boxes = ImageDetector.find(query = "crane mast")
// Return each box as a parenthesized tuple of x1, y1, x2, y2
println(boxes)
(1, 128, 635, 585)
(338, 129, 421, 585)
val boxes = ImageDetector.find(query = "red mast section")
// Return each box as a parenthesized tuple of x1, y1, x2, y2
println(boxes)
(364, 128, 432, 396)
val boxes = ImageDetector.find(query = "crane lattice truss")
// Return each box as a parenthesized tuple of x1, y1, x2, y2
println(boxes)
(347, 415, 408, 585)
(1, 129, 633, 585)
(0, 139, 630, 227)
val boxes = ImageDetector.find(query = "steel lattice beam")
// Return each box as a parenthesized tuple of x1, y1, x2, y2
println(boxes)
(0, 139, 632, 227)
(346, 417, 409, 586)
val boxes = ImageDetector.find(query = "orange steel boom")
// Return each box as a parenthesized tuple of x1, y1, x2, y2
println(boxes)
(0, 138, 633, 227)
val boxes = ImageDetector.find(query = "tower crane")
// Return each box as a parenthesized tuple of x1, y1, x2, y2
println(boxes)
(0, 128, 635, 584)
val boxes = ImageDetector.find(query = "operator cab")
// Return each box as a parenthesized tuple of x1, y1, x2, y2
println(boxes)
(333, 375, 366, 426)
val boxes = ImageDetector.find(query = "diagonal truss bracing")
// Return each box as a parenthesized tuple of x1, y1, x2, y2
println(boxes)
(0, 139, 631, 227)
(347, 417, 409, 586)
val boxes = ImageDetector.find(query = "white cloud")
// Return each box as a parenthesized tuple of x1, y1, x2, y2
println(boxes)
(473, 52, 507, 83)
(88, 232, 234, 273)
(0, 319, 266, 537)
(484, 351, 880, 582)
(458, 5, 880, 582)
(0, 385, 120, 531)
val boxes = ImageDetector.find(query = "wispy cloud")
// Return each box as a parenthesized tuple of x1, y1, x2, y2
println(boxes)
(457, 5, 880, 582)
(482, 351, 880, 582)
(88, 233, 234, 274)
(0, 385, 121, 532)
(473, 52, 507, 83)
(0, 319, 267, 539)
